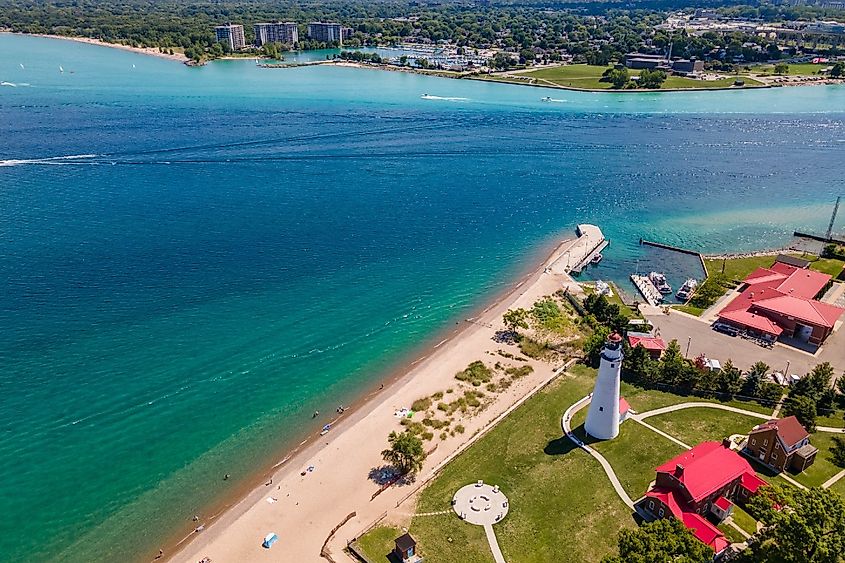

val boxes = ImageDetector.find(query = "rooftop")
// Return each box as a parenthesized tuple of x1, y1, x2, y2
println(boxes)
(751, 415, 810, 448)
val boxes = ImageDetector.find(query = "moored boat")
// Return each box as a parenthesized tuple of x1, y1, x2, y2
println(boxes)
(590, 253, 603, 265)
(648, 271, 672, 294)
(676, 278, 698, 301)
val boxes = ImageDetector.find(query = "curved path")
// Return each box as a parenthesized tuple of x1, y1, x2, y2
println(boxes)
(561, 395, 635, 509)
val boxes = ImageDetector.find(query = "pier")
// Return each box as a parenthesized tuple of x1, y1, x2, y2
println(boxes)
(630, 274, 663, 306)
(640, 238, 708, 278)
(549, 224, 607, 275)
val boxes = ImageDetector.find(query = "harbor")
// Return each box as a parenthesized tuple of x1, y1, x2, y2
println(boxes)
(549, 224, 608, 275)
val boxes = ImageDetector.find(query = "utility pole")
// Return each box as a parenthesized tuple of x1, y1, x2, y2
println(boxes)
(826, 196, 841, 241)
(685, 336, 692, 358)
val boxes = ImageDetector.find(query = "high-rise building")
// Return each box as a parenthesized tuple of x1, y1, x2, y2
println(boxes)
(253, 22, 299, 47)
(584, 333, 625, 440)
(307, 22, 343, 45)
(215, 24, 245, 51)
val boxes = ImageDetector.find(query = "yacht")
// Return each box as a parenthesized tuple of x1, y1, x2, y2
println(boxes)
(676, 278, 698, 301)
(648, 272, 672, 294)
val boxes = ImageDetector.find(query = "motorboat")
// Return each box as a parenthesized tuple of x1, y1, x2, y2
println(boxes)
(590, 253, 603, 265)
(541, 96, 552, 102)
(676, 278, 698, 301)
(648, 272, 672, 294)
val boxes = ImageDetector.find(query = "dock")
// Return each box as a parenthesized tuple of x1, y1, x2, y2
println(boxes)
(640, 238, 708, 278)
(550, 224, 608, 275)
(630, 274, 663, 306)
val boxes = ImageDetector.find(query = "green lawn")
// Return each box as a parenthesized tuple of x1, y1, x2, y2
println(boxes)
(354, 525, 404, 562)
(704, 254, 844, 282)
(829, 472, 845, 497)
(731, 505, 758, 536)
(573, 419, 684, 498)
(817, 411, 845, 428)
(645, 407, 765, 447)
(672, 304, 705, 317)
(791, 432, 844, 488)
(402, 367, 636, 563)
(718, 522, 747, 544)
(620, 382, 774, 416)
(748, 62, 831, 76)
(513, 64, 761, 91)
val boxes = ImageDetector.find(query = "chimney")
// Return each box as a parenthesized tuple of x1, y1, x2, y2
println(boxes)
(722, 438, 732, 449)
(675, 463, 684, 476)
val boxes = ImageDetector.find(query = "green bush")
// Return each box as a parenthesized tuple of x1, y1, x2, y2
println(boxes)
(455, 360, 493, 386)
(411, 397, 432, 412)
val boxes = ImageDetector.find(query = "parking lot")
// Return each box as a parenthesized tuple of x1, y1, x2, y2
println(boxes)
(645, 310, 845, 378)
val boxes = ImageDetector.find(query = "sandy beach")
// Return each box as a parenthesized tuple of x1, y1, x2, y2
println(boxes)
(171, 232, 593, 563)
(10, 33, 188, 63)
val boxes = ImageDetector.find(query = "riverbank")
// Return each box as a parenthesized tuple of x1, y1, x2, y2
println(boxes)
(170, 233, 586, 563)
(4, 32, 188, 63)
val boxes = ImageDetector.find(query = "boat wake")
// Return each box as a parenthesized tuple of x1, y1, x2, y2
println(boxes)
(420, 94, 469, 102)
(0, 154, 99, 167)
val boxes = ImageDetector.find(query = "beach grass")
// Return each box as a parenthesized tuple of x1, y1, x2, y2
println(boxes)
(645, 407, 764, 447)
(400, 367, 635, 563)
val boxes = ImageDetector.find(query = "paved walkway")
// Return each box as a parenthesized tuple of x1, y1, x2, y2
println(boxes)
(630, 416, 691, 449)
(484, 524, 506, 563)
(561, 395, 635, 509)
(822, 469, 845, 489)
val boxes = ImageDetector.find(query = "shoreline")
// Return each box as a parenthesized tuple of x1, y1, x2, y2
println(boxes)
(4, 32, 188, 63)
(169, 231, 586, 563)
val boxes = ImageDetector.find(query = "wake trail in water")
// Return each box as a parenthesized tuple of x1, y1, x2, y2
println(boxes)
(421, 95, 469, 102)
(0, 153, 99, 167)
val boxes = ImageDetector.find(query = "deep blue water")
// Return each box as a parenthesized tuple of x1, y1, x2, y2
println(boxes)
(1, 33, 844, 562)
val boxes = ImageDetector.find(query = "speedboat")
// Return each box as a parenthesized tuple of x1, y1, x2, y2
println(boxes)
(676, 278, 698, 301)
(648, 272, 672, 294)
(590, 253, 603, 265)
(541, 96, 552, 102)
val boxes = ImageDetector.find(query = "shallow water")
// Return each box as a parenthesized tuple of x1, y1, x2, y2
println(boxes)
(1, 33, 844, 562)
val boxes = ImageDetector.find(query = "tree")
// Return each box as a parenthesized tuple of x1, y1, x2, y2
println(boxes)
(638, 68, 667, 89)
(583, 325, 611, 367)
(742, 485, 845, 563)
(491, 52, 515, 70)
(717, 359, 743, 397)
(502, 308, 529, 335)
(774, 62, 789, 75)
(624, 343, 654, 384)
(381, 430, 426, 475)
(601, 518, 712, 563)
(606, 67, 629, 89)
(831, 62, 845, 78)
(658, 340, 688, 387)
(519, 48, 535, 64)
(831, 436, 845, 468)
(783, 394, 817, 432)
(743, 361, 769, 397)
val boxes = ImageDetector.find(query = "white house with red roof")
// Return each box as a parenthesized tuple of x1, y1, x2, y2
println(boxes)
(717, 258, 843, 346)
(635, 440, 768, 554)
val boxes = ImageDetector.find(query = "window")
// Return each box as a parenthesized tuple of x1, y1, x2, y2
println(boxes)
(772, 453, 778, 461)
(764, 439, 768, 446)
(775, 442, 780, 450)
(751, 438, 756, 446)
(648, 500, 654, 510)
(658, 508, 664, 517)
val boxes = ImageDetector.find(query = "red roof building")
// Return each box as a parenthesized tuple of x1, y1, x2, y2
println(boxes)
(745, 416, 818, 474)
(717, 260, 843, 345)
(627, 334, 667, 359)
(635, 441, 768, 553)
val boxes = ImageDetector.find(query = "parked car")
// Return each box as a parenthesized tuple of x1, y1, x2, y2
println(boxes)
(712, 322, 739, 337)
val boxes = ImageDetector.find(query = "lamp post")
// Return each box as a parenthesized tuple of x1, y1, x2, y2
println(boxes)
(685, 336, 692, 359)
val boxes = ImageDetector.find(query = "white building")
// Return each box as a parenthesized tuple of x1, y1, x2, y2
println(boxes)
(215, 24, 245, 51)
(584, 333, 626, 440)
(254, 22, 299, 46)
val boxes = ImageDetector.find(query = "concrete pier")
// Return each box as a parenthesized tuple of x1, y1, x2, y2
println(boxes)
(549, 224, 606, 275)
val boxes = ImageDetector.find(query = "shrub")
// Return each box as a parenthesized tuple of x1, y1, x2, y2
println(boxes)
(421, 431, 434, 441)
(505, 365, 534, 379)
(411, 397, 432, 412)
(518, 336, 551, 359)
(455, 361, 493, 386)
(440, 432, 448, 441)
(486, 383, 498, 392)
(454, 424, 465, 434)
(437, 402, 448, 412)
(431, 391, 444, 400)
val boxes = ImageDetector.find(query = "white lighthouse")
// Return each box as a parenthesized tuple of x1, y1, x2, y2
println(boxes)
(585, 333, 624, 440)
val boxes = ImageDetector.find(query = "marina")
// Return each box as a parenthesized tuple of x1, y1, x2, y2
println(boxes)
(630, 274, 664, 306)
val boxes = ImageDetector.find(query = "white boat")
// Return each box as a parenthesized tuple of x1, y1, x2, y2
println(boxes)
(631, 274, 663, 306)
(676, 278, 698, 301)
(595, 279, 613, 297)
(541, 96, 552, 102)
(59, 65, 64, 73)
(590, 253, 603, 265)
(648, 272, 672, 294)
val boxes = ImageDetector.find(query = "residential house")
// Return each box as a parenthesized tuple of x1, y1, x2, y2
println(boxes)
(745, 416, 818, 473)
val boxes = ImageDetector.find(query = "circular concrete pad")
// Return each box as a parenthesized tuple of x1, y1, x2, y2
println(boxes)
(452, 482, 509, 526)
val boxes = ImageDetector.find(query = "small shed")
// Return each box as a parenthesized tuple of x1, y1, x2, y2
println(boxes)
(394, 532, 420, 563)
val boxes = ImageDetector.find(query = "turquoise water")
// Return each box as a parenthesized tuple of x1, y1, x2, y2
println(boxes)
(1, 33, 844, 562)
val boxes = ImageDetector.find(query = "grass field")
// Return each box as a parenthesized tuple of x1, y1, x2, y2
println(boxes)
(731, 505, 758, 535)
(646, 407, 765, 447)
(748, 62, 831, 76)
(620, 382, 774, 416)
(791, 431, 844, 488)
(402, 366, 635, 563)
(354, 525, 404, 562)
(704, 254, 845, 282)
(495, 64, 762, 91)
(672, 304, 705, 317)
